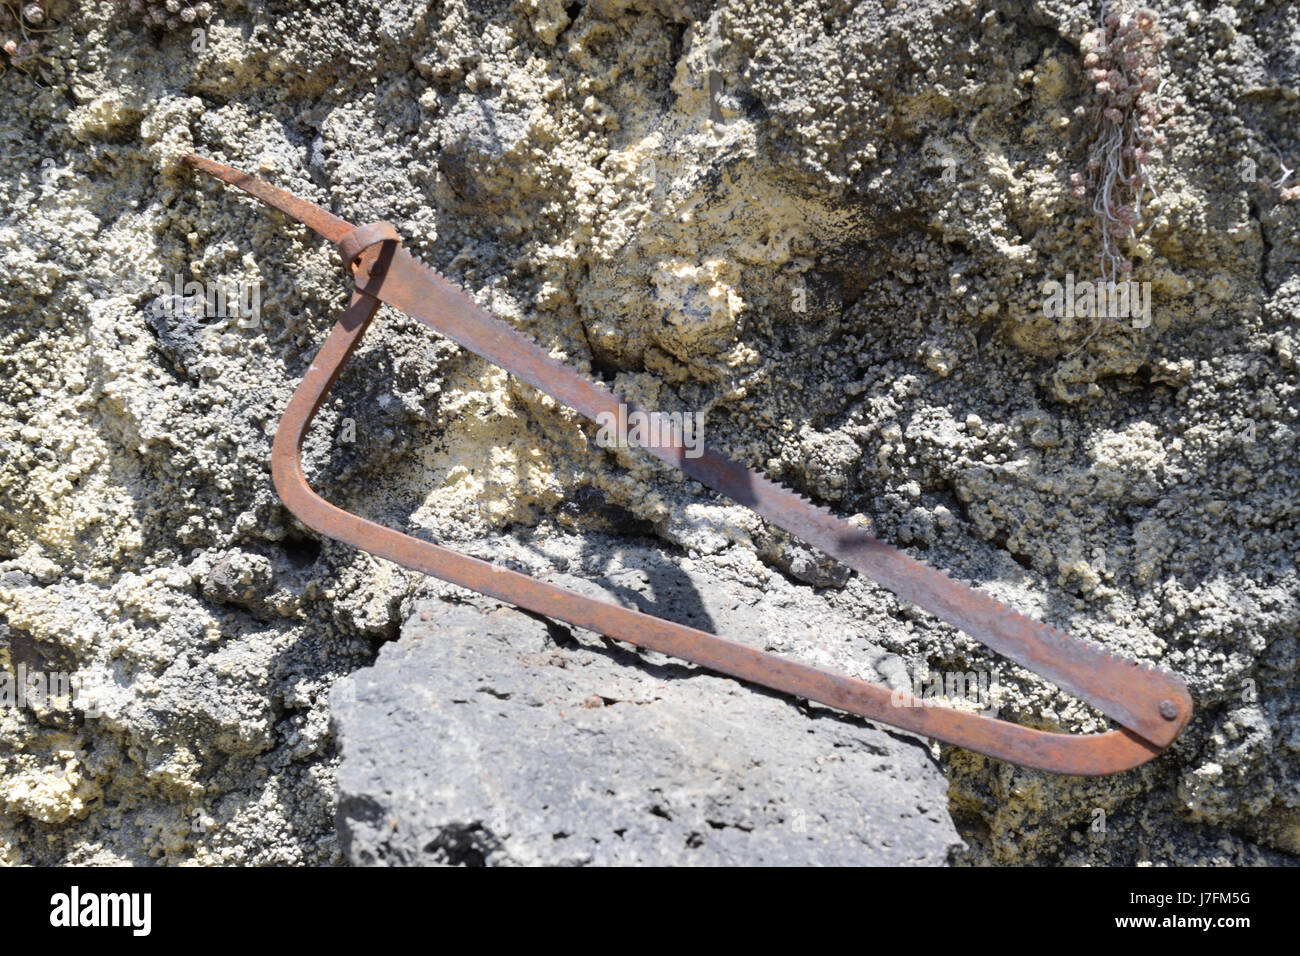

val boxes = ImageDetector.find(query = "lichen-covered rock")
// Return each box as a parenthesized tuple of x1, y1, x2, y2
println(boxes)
(0, 0, 1296, 864)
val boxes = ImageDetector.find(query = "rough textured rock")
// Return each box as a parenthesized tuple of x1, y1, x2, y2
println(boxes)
(334, 533, 961, 865)
(0, 0, 1296, 865)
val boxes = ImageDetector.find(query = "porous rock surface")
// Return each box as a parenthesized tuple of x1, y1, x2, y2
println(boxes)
(0, 0, 1297, 864)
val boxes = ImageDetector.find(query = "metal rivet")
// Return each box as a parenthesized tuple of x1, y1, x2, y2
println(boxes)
(1159, 700, 1178, 720)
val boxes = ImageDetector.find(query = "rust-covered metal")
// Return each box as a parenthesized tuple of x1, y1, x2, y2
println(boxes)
(180, 153, 1193, 776)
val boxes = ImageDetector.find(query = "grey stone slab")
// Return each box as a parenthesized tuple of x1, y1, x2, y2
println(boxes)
(334, 590, 961, 866)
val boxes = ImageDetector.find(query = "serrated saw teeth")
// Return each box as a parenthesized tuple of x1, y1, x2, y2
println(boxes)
(181, 155, 1194, 776)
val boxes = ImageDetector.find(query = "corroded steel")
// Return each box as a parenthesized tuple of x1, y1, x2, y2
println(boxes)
(181, 153, 1193, 775)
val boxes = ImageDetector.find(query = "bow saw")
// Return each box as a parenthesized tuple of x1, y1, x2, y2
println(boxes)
(180, 153, 1192, 775)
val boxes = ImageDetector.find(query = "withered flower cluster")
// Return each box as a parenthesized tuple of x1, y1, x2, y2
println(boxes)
(2, 2, 49, 73)
(1071, 2, 1180, 282)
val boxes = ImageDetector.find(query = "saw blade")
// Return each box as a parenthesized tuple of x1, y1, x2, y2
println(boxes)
(178, 153, 1192, 755)
(351, 245, 1191, 750)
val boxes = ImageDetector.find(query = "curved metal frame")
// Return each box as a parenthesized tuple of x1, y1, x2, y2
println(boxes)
(182, 152, 1193, 776)
(267, 227, 1183, 776)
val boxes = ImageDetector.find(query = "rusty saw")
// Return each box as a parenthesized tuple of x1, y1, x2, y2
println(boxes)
(180, 154, 1192, 775)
